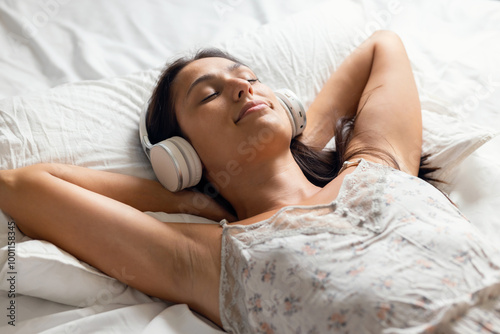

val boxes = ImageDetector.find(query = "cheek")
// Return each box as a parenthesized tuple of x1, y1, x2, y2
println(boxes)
(259, 87, 291, 126)
(269, 100, 294, 140)
(177, 110, 231, 164)
(177, 103, 219, 138)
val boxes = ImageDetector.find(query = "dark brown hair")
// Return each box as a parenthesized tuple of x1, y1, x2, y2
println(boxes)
(146, 48, 439, 214)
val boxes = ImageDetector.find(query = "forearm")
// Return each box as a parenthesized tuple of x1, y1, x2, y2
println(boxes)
(0, 163, 233, 230)
(46, 164, 187, 213)
(1, 163, 193, 215)
(301, 32, 379, 148)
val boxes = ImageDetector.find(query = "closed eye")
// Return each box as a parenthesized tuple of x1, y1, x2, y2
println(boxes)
(201, 78, 259, 103)
(201, 92, 219, 103)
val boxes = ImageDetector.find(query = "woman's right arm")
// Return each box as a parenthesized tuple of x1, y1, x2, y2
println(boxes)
(0, 164, 224, 325)
(0, 163, 231, 222)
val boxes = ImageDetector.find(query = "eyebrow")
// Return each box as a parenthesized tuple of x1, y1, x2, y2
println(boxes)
(185, 62, 243, 100)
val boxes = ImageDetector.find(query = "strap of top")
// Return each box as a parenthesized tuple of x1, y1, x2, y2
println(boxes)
(338, 158, 363, 175)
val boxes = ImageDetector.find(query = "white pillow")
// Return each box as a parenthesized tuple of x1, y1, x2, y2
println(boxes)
(0, 0, 494, 306)
(0, 68, 160, 177)
(420, 100, 496, 192)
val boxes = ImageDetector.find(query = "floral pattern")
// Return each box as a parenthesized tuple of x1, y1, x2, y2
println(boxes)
(219, 160, 500, 333)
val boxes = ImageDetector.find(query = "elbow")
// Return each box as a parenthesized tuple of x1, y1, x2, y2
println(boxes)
(369, 30, 403, 47)
(370, 29, 399, 39)
(0, 168, 20, 214)
(0, 164, 55, 238)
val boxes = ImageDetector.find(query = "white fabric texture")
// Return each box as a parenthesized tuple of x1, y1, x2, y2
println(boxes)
(0, 0, 499, 332)
(0, 0, 329, 99)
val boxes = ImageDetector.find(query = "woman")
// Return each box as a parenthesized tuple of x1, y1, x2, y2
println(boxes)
(1, 31, 500, 333)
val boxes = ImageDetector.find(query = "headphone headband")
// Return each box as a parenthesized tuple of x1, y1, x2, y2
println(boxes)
(139, 104, 152, 158)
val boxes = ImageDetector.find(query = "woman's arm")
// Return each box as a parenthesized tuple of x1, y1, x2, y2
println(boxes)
(0, 166, 223, 324)
(300, 33, 377, 149)
(301, 30, 422, 174)
(1, 163, 231, 221)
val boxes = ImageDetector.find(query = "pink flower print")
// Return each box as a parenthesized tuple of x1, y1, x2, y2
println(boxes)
(442, 276, 457, 288)
(375, 276, 393, 291)
(416, 258, 433, 269)
(413, 295, 432, 309)
(390, 235, 408, 250)
(261, 260, 277, 284)
(385, 193, 394, 206)
(302, 242, 318, 255)
(241, 260, 256, 283)
(242, 267, 251, 281)
(248, 293, 263, 314)
(327, 310, 348, 330)
(426, 196, 444, 210)
(283, 294, 302, 316)
(400, 214, 416, 223)
(347, 265, 365, 277)
(257, 322, 276, 334)
(312, 269, 331, 291)
(426, 197, 436, 204)
(376, 302, 394, 321)
(453, 251, 470, 264)
(434, 225, 446, 234)
(465, 232, 475, 241)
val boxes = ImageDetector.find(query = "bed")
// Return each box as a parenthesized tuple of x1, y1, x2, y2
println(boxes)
(0, 0, 499, 332)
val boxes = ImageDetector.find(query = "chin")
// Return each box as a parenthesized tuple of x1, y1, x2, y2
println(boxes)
(253, 115, 290, 139)
(230, 121, 290, 164)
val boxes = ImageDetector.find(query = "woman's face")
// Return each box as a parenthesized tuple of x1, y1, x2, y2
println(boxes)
(172, 57, 292, 179)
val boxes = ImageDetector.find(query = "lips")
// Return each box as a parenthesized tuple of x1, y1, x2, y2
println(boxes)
(235, 100, 269, 123)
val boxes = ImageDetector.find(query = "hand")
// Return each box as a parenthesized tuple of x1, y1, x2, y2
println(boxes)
(176, 190, 237, 222)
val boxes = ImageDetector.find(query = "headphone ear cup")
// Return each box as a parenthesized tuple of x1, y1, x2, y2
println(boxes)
(168, 136, 202, 188)
(274, 89, 306, 138)
(150, 136, 202, 192)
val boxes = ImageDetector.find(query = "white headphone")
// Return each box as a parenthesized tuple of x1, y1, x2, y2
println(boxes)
(139, 88, 306, 192)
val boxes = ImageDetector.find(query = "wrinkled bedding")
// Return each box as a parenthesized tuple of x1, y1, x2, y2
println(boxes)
(0, 0, 499, 332)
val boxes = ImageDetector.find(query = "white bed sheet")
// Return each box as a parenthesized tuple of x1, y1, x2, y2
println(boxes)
(0, 0, 499, 333)
(0, 0, 328, 99)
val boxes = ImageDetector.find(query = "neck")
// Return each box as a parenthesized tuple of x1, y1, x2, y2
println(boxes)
(215, 151, 321, 220)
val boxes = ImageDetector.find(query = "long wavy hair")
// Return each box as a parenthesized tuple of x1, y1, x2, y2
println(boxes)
(146, 48, 439, 216)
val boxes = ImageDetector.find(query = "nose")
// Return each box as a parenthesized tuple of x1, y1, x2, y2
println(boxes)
(230, 78, 253, 101)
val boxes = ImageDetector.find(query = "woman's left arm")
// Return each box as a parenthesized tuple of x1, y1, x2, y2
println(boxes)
(300, 32, 376, 149)
(301, 31, 422, 174)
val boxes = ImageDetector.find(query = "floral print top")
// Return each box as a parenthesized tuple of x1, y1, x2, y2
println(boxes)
(219, 160, 500, 333)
